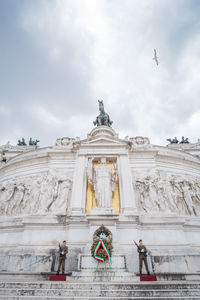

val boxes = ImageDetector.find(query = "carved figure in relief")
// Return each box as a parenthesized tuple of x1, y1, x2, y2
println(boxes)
(164, 179, 178, 212)
(22, 178, 34, 214)
(34, 171, 72, 214)
(130, 136, 151, 149)
(153, 176, 172, 213)
(169, 178, 189, 215)
(33, 174, 48, 213)
(55, 137, 75, 147)
(134, 173, 200, 216)
(21, 177, 38, 214)
(135, 178, 158, 213)
(49, 177, 72, 214)
(0, 181, 15, 215)
(38, 172, 59, 213)
(135, 181, 149, 212)
(0, 171, 73, 216)
(189, 180, 200, 214)
(8, 183, 25, 216)
(4, 182, 17, 215)
(179, 181, 196, 216)
(148, 179, 160, 212)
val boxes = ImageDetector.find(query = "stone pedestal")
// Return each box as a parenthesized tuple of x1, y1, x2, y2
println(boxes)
(91, 208, 115, 215)
(69, 254, 139, 282)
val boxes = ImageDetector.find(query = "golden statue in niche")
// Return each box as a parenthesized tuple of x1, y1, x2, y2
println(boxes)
(86, 158, 120, 213)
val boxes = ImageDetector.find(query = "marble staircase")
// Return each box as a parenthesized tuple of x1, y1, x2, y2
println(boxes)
(0, 281, 200, 299)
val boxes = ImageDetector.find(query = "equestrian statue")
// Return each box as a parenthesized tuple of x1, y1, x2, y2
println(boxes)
(93, 100, 113, 127)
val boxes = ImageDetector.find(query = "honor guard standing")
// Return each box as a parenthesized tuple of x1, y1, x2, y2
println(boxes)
(134, 239, 150, 275)
(56, 240, 68, 275)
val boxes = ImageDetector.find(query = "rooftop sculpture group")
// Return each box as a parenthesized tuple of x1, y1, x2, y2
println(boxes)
(17, 138, 27, 146)
(17, 138, 40, 146)
(167, 136, 189, 144)
(29, 138, 40, 146)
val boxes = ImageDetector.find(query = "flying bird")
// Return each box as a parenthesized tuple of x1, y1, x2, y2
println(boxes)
(153, 49, 159, 65)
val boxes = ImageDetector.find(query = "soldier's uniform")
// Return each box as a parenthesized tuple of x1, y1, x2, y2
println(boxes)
(57, 244, 68, 274)
(138, 244, 150, 274)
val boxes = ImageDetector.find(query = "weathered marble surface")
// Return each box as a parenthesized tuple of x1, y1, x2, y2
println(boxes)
(133, 172, 200, 216)
(0, 172, 72, 216)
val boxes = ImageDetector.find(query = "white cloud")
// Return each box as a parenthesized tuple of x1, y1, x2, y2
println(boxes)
(0, 105, 9, 116)
(35, 105, 65, 127)
(0, 0, 200, 146)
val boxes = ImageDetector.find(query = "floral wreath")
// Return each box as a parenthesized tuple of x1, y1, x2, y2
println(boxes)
(91, 225, 113, 264)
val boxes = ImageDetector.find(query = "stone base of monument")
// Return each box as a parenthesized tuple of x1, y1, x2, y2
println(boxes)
(67, 254, 139, 282)
(90, 207, 115, 214)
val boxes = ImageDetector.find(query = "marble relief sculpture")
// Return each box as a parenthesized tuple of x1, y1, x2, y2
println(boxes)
(129, 136, 151, 149)
(0, 171, 72, 216)
(49, 176, 72, 214)
(134, 173, 200, 216)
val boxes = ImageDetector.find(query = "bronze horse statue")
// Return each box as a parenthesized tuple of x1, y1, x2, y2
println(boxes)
(93, 100, 113, 127)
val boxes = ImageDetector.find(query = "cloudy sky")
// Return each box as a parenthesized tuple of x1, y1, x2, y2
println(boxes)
(0, 0, 200, 147)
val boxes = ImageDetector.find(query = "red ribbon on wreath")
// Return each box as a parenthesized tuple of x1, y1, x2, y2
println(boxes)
(94, 239, 112, 265)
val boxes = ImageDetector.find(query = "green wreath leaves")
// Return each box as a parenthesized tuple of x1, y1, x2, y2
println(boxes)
(91, 225, 113, 262)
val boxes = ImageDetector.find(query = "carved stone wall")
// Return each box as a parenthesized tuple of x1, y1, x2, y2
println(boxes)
(0, 171, 72, 216)
(133, 172, 200, 216)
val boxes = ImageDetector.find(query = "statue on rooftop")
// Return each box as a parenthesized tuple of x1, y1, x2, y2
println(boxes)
(180, 136, 189, 144)
(166, 137, 179, 144)
(93, 100, 113, 127)
(17, 138, 27, 146)
(29, 138, 40, 146)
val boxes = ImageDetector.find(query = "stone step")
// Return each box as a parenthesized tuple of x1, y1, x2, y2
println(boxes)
(0, 296, 200, 300)
(1, 272, 200, 282)
(1, 281, 200, 290)
(0, 288, 200, 297)
(0, 281, 200, 300)
(69, 271, 139, 282)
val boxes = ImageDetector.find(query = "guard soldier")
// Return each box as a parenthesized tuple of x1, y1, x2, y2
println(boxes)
(56, 240, 68, 275)
(138, 239, 150, 275)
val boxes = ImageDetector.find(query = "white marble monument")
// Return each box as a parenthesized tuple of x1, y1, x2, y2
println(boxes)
(0, 106, 200, 278)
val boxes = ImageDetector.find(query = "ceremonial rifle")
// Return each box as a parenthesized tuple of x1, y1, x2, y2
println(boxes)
(58, 242, 65, 257)
(133, 240, 147, 257)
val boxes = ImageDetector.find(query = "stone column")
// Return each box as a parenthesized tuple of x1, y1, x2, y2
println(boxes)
(118, 155, 137, 214)
(70, 155, 87, 214)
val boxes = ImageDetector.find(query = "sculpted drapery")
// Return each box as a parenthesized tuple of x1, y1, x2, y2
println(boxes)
(87, 158, 117, 209)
